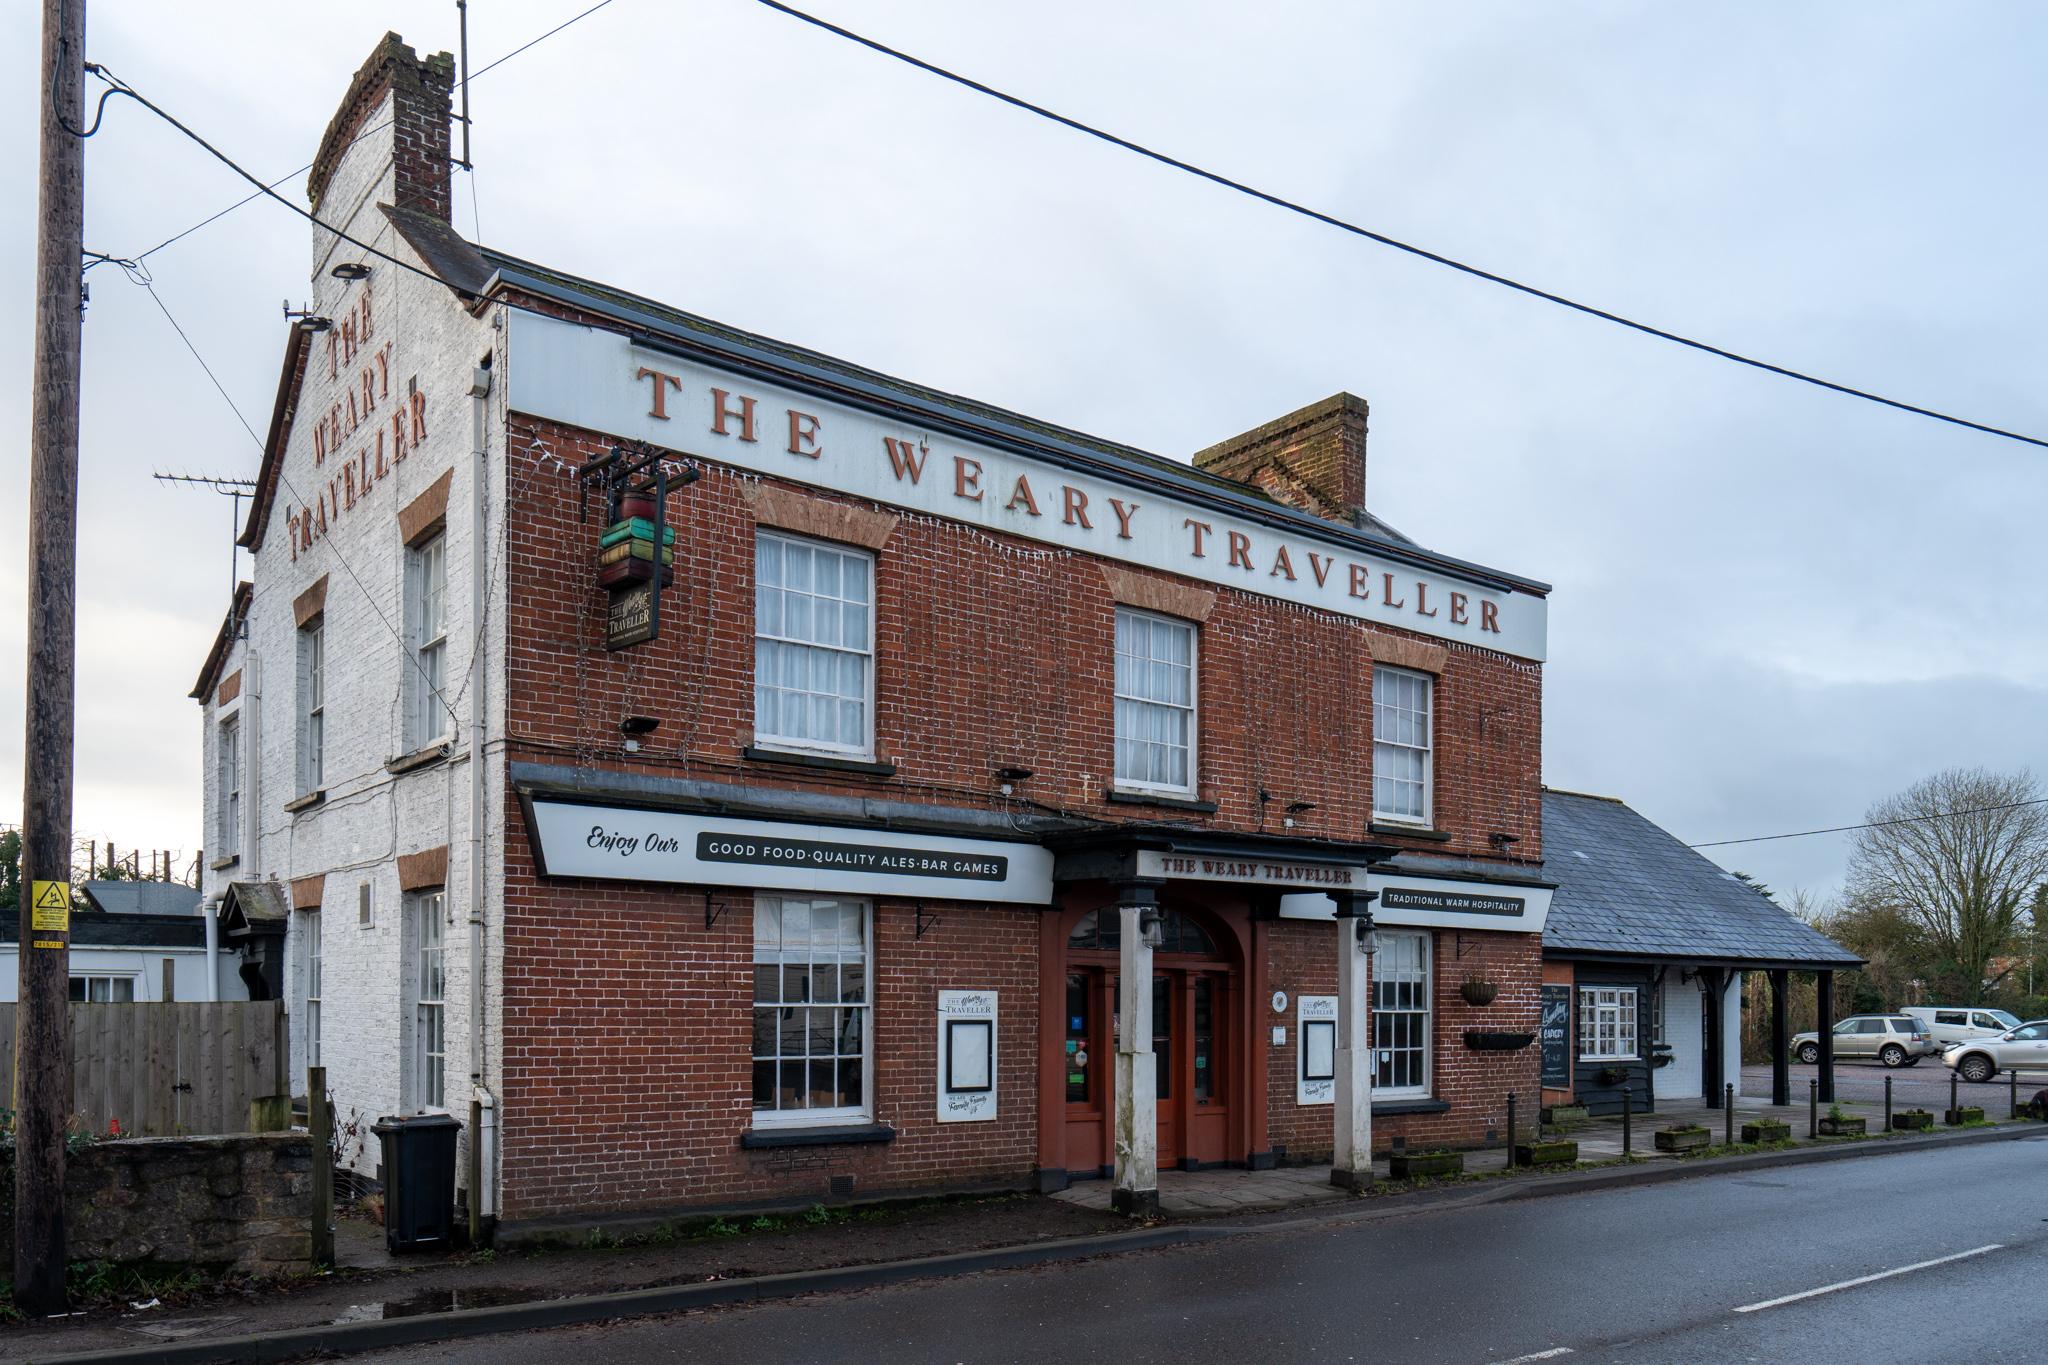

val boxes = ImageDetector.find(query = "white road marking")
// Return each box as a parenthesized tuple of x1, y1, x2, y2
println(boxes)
(1497, 1351, 1574, 1364)
(1732, 1244, 2005, 1314)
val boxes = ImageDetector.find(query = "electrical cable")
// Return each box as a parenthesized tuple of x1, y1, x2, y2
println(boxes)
(131, 267, 462, 731)
(1689, 796, 2048, 849)
(123, 0, 619, 263)
(749, 0, 2048, 453)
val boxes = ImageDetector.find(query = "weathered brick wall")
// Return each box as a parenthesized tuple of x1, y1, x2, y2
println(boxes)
(497, 852, 1041, 1218)
(1263, 922, 1542, 1160)
(0, 1134, 312, 1276)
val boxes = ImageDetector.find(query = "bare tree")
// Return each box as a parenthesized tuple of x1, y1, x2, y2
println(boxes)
(1846, 768, 2048, 1003)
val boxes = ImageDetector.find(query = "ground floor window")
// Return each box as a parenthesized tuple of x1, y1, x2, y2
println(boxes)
(402, 891, 446, 1109)
(69, 975, 136, 1003)
(1372, 930, 1431, 1095)
(752, 895, 871, 1125)
(1578, 986, 1639, 1061)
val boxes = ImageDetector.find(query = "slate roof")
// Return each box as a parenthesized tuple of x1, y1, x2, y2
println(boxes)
(79, 881, 202, 917)
(1541, 789, 1861, 967)
(1, 910, 205, 949)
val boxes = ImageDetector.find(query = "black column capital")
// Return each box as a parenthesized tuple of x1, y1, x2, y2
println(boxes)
(1112, 879, 1164, 910)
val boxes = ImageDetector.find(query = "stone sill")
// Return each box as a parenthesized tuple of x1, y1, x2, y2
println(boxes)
(386, 742, 453, 776)
(282, 790, 326, 815)
(209, 854, 239, 872)
(1372, 1098, 1452, 1117)
(738, 1123, 897, 1150)
(1104, 789, 1220, 815)
(1368, 822, 1453, 842)
(742, 746, 897, 778)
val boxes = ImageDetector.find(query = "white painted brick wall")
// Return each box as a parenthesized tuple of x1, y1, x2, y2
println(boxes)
(195, 91, 509, 1180)
(1659, 970, 1703, 1102)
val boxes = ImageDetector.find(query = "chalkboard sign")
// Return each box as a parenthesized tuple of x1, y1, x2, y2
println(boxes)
(1540, 984, 1572, 1087)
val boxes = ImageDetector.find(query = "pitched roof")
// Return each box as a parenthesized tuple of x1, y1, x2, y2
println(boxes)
(1, 910, 205, 949)
(1540, 788, 1862, 968)
(189, 581, 253, 701)
(79, 881, 202, 917)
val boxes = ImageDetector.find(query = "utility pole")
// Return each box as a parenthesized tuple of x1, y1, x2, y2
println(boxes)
(17, 0, 85, 1317)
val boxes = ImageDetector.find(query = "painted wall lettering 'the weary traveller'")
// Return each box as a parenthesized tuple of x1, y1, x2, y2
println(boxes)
(628, 363, 1503, 636)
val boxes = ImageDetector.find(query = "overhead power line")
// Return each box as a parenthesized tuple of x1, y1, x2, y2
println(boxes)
(750, 0, 2048, 454)
(1689, 796, 2048, 849)
(126, 0, 620, 264)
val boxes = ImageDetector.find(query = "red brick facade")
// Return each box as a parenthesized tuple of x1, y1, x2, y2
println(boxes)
(497, 393, 1547, 1216)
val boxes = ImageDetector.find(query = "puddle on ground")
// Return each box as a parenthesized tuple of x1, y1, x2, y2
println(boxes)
(119, 1315, 245, 1342)
(331, 1285, 550, 1323)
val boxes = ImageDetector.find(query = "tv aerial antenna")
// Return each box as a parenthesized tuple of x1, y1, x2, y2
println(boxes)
(153, 471, 258, 601)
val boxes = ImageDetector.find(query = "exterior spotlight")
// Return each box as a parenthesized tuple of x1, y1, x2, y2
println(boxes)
(283, 300, 332, 331)
(1284, 799, 1316, 829)
(330, 261, 372, 281)
(1330, 891, 1377, 954)
(996, 765, 1033, 797)
(620, 715, 660, 752)
(1138, 906, 1165, 950)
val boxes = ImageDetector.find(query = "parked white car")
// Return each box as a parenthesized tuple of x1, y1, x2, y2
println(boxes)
(1942, 1019, 2048, 1083)
(1903, 1005, 2022, 1047)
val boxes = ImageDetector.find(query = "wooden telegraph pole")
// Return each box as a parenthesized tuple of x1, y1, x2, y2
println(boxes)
(18, 0, 86, 1316)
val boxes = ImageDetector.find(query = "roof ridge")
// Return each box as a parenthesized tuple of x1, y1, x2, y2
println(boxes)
(1541, 785, 1626, 803)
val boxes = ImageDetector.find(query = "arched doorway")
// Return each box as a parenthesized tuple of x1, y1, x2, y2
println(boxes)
(1059, 902, 1242, 1174)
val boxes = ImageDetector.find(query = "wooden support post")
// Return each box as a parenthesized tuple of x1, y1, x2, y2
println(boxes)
(1815, 972, 1836, 1104)
(15, 0, 87, 1317)
(309, 1065, 334, 1267)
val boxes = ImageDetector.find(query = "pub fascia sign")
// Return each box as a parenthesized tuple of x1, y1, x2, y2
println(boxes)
(1278, 874, 1554, 933)
(504, 311, 1547, 661)
(1134, 849, 1366, 891)
(524, 798, 1055, 904)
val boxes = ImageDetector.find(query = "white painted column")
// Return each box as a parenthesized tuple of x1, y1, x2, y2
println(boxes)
(1331, 892, 1374, 1189)
(1722, 970, 1744, 1100)
(1112, 888, 1159, 1215)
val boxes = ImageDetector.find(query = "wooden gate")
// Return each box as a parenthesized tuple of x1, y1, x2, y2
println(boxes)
(0, 1001, 288, 1136)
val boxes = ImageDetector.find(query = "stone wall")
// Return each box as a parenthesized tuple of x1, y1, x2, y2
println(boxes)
(0, 1133, 313, 1276)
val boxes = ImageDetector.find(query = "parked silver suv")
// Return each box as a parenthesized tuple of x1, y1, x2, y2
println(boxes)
(1790, 1014, 1940, 1068)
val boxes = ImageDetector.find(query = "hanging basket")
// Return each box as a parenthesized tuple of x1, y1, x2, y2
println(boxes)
(1458, 980, 1500, 1007)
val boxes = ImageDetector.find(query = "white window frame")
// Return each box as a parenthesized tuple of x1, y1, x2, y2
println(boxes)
(1372, 665, 1434, 826)
(298, 618, 325, 795)
(1112, 606, 1199, 797)
(750, 895, 874, 1129)
(1578, 986, 1640, 1062)
(1370, 929, 1432, 1097)
(752, 532, 876, 759)
(401, 890, 447, 1110)
(218, 713, 242, 860)
(69, 974, 138, 1003)
(301, 909, 323, 1070)
(404, 533, 449, 753)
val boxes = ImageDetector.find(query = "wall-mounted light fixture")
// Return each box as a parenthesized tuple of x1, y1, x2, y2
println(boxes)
(996, 765, 1034, 797)
(1489, 832, 1522, 851)
(620, 715, 660, 752)
(1284, 800, 1317, 830)
(329, 261, 372, 281)
(282, 300, 332, 332)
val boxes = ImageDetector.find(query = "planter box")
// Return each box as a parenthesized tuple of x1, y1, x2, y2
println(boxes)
(1818, 1116, 1866, 1136)
(1891, 1110, 1935, 1131)
(1740, 1119, 1792, 1144)
(1513, 1139, 1578, 1168)
(1653, 1126, 1711, 1153)
(1541, 1105, 1589, 1126)
(1943, 1106, 1985, 1127)
(1387, 1151, 1465, 1179)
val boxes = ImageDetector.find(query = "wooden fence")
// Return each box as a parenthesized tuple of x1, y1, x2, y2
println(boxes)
(0, 1001, 288, 1136)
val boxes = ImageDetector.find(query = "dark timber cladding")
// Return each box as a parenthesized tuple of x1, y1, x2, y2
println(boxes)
(1539, 790, 1861, 1116)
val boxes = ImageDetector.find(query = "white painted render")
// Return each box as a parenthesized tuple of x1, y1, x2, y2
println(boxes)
(1657, 970, 1704, 1103)
(196, 89, 508, 1179)
(0, 946, 246, 1004)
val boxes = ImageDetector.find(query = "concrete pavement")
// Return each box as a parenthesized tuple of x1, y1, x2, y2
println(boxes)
(320, 1130, 2048, 1365)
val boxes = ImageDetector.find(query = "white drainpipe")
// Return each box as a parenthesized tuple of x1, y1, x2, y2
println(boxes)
(204, 896, 221, 1002)
(466, 358, 496, 1218)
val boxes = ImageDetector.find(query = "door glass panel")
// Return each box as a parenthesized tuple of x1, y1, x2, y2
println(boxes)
(1154, 975, 1172, 1100)
(1065, 973, 1092, 1104)
(1194, 975, 1218, 1103)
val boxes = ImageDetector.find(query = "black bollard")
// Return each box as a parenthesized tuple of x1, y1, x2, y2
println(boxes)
(1885, 1074, 1893, 1132)
(2013, 1069, 2022, 1120)
(1507, 1092, 1518, 1166)
(1725, 1082, 1735, 1146)
(1949, 1071, 1959, 1124)
(1809, 1077, 1818, 1139)
(1622, 1085, 1632, 1156)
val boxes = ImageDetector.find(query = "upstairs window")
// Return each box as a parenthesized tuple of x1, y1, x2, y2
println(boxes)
(1373, 666, 1433, 825)
(404, 532, 449, 752)
(1113, 608, 1196, 795)
(754, 533, 874, 756)
(297, 618, 325, 794)
(218, 713, 241, 860)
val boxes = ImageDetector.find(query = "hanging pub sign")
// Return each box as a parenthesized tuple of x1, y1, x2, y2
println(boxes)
(605, 581, 656, 650)
(579, 443, 695, 652)
(1540, 984, 1572, 1088)
(937, 990, 998, 1123)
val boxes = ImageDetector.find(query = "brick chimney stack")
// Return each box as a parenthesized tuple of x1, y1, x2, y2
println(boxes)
(307, 33, 457, 226)
(1192, 393, 1370, 526)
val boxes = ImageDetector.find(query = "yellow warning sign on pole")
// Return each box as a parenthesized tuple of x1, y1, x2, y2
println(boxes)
(29, 881, 70, 936)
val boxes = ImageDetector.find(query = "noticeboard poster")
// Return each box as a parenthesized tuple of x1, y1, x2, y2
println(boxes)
(1540, 984, 1572, 1088)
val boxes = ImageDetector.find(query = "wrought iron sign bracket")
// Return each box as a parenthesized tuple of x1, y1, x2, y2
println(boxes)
(702, 890, 731, 932)
(915, 902, 942, 940)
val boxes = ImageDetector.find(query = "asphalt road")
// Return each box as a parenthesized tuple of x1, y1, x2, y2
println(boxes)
(353, 1135, 2048, 1365)
(1742, 1060, 2048, 1111)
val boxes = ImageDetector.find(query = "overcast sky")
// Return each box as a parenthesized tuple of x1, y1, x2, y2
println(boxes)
(3, 1, 2044, 899)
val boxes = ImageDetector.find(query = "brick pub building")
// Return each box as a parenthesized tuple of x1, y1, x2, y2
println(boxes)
(193, 34, 1556, 1233)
